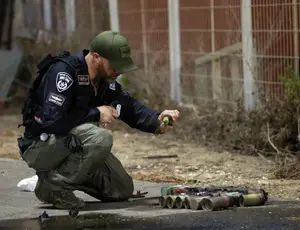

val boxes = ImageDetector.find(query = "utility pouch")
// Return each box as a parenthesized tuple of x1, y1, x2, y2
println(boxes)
(17, 136, 34, 157)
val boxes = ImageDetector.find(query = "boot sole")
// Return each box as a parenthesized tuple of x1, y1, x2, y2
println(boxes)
(53, 198, 85, 210)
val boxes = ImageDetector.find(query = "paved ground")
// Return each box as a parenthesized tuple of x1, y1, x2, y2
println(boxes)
(1, 158, 300, 230)
(0, 158, 170, 219)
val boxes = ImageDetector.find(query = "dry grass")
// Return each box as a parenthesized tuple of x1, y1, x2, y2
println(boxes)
(273, 159, 300, 179)
(0, 130, 22, 160)
(144, 94, 300, 180)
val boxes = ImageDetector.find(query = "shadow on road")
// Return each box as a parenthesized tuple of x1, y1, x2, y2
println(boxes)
(37, 197, 160, 212)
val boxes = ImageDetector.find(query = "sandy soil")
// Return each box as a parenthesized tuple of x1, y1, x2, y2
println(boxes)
(0, 113, 299, 201)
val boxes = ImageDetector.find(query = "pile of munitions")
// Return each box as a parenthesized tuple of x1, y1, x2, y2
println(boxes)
(159, 185, 268, 211)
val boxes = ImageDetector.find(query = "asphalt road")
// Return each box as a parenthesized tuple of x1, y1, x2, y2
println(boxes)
(0, 159, 300, 230)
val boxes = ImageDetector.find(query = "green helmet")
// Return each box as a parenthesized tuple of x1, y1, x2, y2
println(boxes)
(90, 31, 138, 73)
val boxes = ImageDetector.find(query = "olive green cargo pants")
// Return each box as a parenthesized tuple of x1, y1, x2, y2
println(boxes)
(21, 123, 134, 203)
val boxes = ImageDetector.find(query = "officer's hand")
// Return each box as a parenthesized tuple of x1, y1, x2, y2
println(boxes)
(97, 106, 119, 126)
(155, 110, 180, 135)
(158, 110, 180, 122)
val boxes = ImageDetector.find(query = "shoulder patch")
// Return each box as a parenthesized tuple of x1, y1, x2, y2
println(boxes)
(77, 75, 90, 85)
(56, 72, 73, 92)
(47, 93, 66, 106)
(109, 82, 116, 91)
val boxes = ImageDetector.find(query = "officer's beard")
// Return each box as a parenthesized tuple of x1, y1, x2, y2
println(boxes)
(95, 62, 116, 84)
(94, 64, 107, 83)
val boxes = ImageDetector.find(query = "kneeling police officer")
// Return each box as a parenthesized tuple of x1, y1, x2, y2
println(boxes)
(17, 31, 180, 209)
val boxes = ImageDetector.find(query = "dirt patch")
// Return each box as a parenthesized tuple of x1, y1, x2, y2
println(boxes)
(0, 130, 22, 160)
(1, 113, 300, 201)
(0, 113, 23, 159)
(111, 130, 300, 200)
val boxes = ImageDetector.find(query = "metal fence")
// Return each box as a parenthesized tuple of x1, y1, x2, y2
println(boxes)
(4, 0, 300, 111)
(111, 0, 300, 110)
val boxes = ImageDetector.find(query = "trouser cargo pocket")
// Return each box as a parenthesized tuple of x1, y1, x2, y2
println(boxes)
(22, 134, 70, 172)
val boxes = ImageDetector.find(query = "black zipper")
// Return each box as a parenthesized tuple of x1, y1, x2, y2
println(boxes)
(95, 82, 108, 105)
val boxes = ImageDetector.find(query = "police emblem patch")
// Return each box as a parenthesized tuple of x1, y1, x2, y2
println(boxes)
(77, 75, 90, 85)
(56, 72, 73, 92)
(109, 82, 116, 91)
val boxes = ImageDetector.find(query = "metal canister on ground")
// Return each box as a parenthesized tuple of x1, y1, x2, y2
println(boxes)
(201, 195, 232, 211)
(199, 191, 215, 197)
(189, 197, 209, 210)
(225, 192, 242, 206)
(185, 187, 202, 195)
(183, 196, 191, 209)
(166, 195, 178, 209)
(239, 193, 265, 207)
(175, 195, 186, 209)
(159, 196, 168, 208)
(248, 188, 268, 201)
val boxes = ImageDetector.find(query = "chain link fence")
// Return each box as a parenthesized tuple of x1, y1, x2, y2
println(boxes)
(116, 0, 300, 110)
(116, 0, 171, 105)
(5, 0, 300, 111)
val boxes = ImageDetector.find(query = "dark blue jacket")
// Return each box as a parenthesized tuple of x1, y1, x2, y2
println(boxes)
(29, 50, 161, 136)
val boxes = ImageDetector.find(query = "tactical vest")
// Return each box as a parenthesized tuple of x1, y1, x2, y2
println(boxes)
(19, 51, 83, 138)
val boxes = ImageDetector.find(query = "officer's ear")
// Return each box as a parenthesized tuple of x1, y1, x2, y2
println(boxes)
(90, 52, 103, 66)
(91, 52, 100, 60)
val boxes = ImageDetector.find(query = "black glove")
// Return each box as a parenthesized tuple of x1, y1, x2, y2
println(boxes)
(64, 134, 83, 154)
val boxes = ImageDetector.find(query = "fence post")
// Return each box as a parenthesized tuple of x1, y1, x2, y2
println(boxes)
(65, 0, 76, 38)
(168, 0, 181, 104)
(43, 0, 52, 31)
(90, 0, 96, 35)
(141, 0, 149, 79)
(210, 0, 222, 101)
(108, 0, 120, 32)
(293, 0, 299, 75)
(241, 0, 255, 110)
